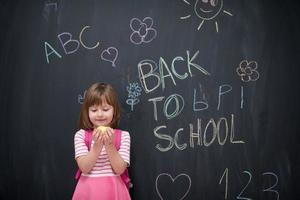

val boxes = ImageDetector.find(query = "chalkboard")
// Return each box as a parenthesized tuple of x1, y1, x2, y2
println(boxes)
(1, 0, 299, 199)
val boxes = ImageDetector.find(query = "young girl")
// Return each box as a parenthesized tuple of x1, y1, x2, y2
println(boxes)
(72, 82, 131, 200)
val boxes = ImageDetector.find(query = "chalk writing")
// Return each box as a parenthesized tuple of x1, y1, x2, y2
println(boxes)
(219, 168, 280, 200)
(148, 93, 185, 121)
(193, 84, 246, 111)
(236, 60, 260, 82)
(136, 52, 249, 155)
(79, 26, 100, 50)
(154, 114, 244, 152)
(44, 25, 117, 66)
(262, 172, 279, 200)
(217, 84, 232, 110)
(100, 47, 118, 67)
(148, 84, 244, 124)
(44, 42, 62, 64)
(193, 83, 209, 111)
(237, 171, 252, 200)
(219, 168, 229, 199)
(58, 32, 80, 54)
(240, 86, 244, 109)
(155, 173, 191, 200)
(180, 0, 233, 32)
(138, 50, 210, 93)
(126, 82, 142, 111)
(130, 17, 157, 45)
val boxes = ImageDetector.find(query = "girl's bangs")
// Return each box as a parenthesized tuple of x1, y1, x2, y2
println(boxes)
(87, 91, 113, 107)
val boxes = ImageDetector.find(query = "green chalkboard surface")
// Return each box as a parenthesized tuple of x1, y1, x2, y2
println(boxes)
(1, 0, 299, 199)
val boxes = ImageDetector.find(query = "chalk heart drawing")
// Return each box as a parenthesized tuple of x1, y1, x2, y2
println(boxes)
(155, 173, 191, 200)
(101, 47, 118, 67)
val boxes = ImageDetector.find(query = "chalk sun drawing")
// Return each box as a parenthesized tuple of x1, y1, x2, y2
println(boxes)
(180, 0, 233, 33)
(155, 173, 191, 200)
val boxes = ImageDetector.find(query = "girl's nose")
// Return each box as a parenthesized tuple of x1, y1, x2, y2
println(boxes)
(97, 110, 103, 116)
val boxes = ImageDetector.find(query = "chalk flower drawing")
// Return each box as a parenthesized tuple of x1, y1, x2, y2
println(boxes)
(78, 90, 87, 104)
(180, 0, 233, 33)
(236, 60, 260, 82)
(130, 17, 157, 44)
(126, 82, 142, 111)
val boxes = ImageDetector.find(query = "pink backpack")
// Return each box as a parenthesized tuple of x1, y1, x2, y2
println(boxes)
(75, 129, 131, 190)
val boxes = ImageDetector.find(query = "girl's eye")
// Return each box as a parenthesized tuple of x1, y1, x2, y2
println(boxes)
(89, 107, 97, 112)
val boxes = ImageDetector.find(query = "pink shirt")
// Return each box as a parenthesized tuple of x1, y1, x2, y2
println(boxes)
(74, 129, 130, 177)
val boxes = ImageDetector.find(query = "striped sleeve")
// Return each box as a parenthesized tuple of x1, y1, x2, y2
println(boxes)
(74, 129, 88, 159)
(119, 131, 131, 166)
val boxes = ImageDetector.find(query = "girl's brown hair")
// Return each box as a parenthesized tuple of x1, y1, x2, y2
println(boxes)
(78, 82, 121, 130)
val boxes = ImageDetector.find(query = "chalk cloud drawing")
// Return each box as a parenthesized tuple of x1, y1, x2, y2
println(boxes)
(236, 60, 260, 82)
(130, 17, 157, 44)
(126, 82, 142, 111)
(155, 173, 191, 200)
(101, 47, 118, 67)
(180, 0, 233, 33)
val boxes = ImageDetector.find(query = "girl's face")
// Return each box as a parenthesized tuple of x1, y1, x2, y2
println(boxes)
(88, 100, 114, 128)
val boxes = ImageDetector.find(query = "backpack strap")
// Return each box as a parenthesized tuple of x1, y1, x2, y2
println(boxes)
(114, 129, 132, 189)
(75, 130, 93, 179)
(84, 130, 93, 150)
(114, 129, 122, 150)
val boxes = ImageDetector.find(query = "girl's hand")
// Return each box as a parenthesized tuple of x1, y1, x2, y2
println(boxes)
(92, 129, 104, 147)
(103, 127, 115, 146)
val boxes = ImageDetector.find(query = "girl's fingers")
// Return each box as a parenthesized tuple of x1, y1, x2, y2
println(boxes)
(103, 133, 109, 140)
(93, 130, 105, 144)
(98, 134, 103, 142)
(93, 129, 100, 136)
(92, 127, 115, 145)
(107, 128, 113, 137)
(103, 129, 114, 145)
(93, 132, 99, 140)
